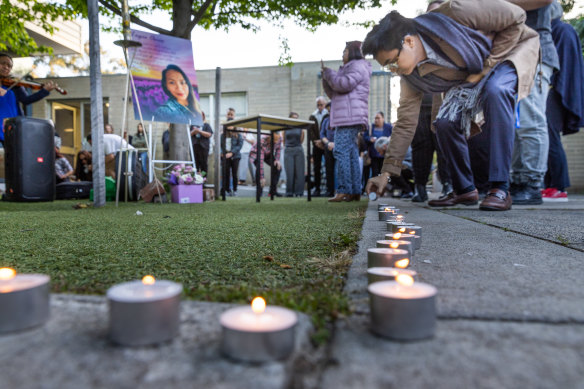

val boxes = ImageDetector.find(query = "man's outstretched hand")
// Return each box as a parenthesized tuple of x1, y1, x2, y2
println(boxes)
(366, 172, 391, 197)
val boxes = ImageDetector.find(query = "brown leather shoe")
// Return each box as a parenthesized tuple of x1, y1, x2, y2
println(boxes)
(479, 189, 512, 211)
(328, 193, 351, 202)
(428, 189, 479, 207)
(350, 194, 360, 202)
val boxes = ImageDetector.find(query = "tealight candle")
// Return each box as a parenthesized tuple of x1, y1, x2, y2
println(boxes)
(377, 204, 391, 211)
(401, 225, 423, 238)
(384, 232, 420, 251)
(377, 239, 414, 258)
(0, 267, 50, 333)
(368, 275, 437, 340)
(220, 297, 298, 362)
(367, 267, 417, 284)
(107, 275, 182, 346)
(387, 222, 415, 233)
(367, 248, 410, 268)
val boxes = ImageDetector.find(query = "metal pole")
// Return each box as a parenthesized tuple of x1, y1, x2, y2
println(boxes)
(88, 0, 105, 207)
(213, 67, 221, 199)
(255, 118, 262, 203)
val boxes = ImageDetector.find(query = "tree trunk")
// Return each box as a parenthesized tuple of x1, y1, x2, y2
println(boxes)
(169, 123, 191, 162)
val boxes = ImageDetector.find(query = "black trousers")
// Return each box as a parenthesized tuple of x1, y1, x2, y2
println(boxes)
(194, 145, 209, 175)
(411, 104, 451, 187)
(324, 148, 336, 195)
(264, 154, 281, 195)
(312, 145, 325, 191)
(222, 157, 239, 193)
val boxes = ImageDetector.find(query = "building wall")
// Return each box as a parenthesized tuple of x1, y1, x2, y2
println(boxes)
(33, 60, 584, 192)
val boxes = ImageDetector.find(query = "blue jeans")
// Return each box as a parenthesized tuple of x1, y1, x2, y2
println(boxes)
(435, 62, 518, 193)
(511, 63, 553, 187)
(333, 127, 361, 195)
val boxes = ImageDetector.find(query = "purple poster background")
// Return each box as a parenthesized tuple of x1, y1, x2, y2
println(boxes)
(130, 30, 202, 126)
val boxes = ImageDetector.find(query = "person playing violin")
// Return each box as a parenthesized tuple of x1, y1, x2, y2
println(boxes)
(0, 53, 56, 148)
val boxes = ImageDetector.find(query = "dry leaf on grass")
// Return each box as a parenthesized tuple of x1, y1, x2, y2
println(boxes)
(263, 255, 274, 262)
(280, 264, 292, 269)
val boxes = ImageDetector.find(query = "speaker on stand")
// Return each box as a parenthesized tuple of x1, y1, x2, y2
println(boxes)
(4, 117, 55, 202)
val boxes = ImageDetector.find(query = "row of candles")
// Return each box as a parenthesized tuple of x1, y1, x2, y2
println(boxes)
(0, 204, 435, 364)
(0, 268, 296, 362)
(368, 204, 437, 340)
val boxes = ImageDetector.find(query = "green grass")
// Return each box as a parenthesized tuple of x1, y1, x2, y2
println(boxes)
(0, 198, 366, 343)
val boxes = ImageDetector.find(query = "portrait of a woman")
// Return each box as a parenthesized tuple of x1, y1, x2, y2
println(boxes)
(153, 64, 203, 126)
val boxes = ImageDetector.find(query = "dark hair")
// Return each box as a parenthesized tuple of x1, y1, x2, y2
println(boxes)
(161, 64, 197, 111)
(326, 102, 331, 109)
(0, 53, 13, 61)
(376, 111, 385, 118)
(362, 11, 417, 56)
(345, 41, 364, 61)
(289, 111, 299, 118)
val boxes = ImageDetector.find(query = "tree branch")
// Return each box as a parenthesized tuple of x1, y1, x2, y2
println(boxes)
(97, 0, 172, 36)
(188, 0, 216, 31)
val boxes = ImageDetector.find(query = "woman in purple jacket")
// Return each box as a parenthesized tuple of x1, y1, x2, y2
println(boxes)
(322, 41, 372, 202)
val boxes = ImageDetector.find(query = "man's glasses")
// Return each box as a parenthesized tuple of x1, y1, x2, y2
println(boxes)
(387, 47, 402, 71)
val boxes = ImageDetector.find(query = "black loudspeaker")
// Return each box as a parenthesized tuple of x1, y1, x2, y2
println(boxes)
(4, 117, 55, 202)
(115, 149, 147, 201)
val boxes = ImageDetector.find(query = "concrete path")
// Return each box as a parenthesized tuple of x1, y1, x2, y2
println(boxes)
(321, 195, 584, 389)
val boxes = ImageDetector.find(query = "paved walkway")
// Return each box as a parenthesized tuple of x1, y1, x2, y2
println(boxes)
(322, 194, 584, 389)
(1, 195, 583, 388)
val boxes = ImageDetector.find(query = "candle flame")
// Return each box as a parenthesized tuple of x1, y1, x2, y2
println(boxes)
(396, 274, 414, 286)
(0, 267, 16, 280)
(395, 259, 409, 268)
(389, 242, 400, 249)
(142, 275, 156, 285)
(396, 215, 404, 221)
(393, 233, 402, 240)
(383, 207, 392, 212)
(409, 231, 415, 235)
(251, 297, 266, 314)
(398, 228, 406, 233)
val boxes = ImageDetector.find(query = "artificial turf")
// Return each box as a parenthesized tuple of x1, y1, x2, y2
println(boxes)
(0, 197, 366, 342)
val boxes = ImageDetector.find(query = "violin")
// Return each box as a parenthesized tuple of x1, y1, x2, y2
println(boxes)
(1, 76, 67, 95)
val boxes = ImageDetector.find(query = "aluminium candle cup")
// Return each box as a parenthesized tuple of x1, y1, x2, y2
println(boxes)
(367, 267, 417, 284)
(0, 274, 50, 333)
(107, 280, 182, 346)
(378, 210, 401, 221)
(368, 281, 437, 340)
(377, 204, 393, 211)
(220, 305, 298, 362)
(385, 233, 417, 252)
(367, 248, 410, 268)
(376, 240, 414, 259)
(387, 222, 415, 233)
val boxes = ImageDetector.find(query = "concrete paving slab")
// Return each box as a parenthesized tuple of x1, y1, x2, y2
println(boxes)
(0, 295, 313, 389)
(322, 318, 584, 389)
(443, 209, 584, 250)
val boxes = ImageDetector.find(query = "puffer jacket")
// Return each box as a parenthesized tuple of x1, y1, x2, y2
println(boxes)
(322, 59, 372, 129)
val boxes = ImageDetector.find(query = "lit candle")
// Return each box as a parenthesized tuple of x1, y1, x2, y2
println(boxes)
(385, 233, 418, 251)
(367, 248, 410, 268)
(367, 267, 417, 284)
(378, 211, 403, 222)
(377, 204, 392, 211)
(376, 239, 414, 258)
(107, 275, 182, 346)
(220, 297, 298, 362)
(368, 275, 437, 340)
(387, 222, 415, 233)
(0, 267, 50, 333)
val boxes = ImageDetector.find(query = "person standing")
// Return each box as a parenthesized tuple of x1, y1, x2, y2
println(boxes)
(283, 112, 305, 197)
(363, 111, 392, 183)
(507, 0, 558, 205)
(322, 41, 372, 202)
(249, 134, 283, 197)
(543, 2, 584, 201)
(191, 111, 213, 177)
(363, 2, 540, 211)
(0, 53, 56, 148)
(221, 119, 243, 197)
(308, 96, 328, 196)
(320, 102, 336, 197)
(131, 123, 148, 173)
